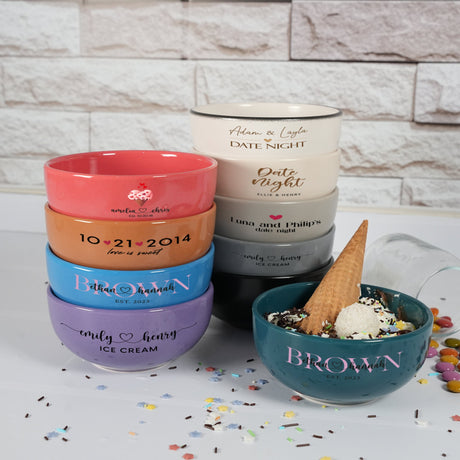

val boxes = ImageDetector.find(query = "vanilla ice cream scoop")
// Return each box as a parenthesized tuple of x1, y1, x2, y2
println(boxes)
(334, 302, 382, 338)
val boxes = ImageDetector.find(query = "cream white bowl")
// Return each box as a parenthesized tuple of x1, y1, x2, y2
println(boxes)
(207, 149, 340, 201)
(214, 188, 338, 243)
(190, 103, 342, 157)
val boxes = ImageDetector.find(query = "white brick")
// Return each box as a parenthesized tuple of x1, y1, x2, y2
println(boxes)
(196, 61, 415, 120)
(402, 179, 460, 209)
(415, 64, 460, 124)
(0, 157, 47, 187)
(337, 176, 402, 207)
(184, 3, 290, 60)
(3, 58, 195, 111)
(292, 1, 460, 62)
(81, 3, 185, 58)
(0, 1, 79, 56)
(0, 108, 89, 156)
(81, 3, 290, 60)
(90, 112, 192, 152)
(340, 121, 460, 178)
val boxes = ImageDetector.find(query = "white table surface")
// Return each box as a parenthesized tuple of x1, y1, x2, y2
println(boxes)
(1, 192, 460, 460)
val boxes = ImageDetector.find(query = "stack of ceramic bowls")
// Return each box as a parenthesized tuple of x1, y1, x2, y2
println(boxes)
(190, 103, 342, 329)
(43, 150, 217, 371)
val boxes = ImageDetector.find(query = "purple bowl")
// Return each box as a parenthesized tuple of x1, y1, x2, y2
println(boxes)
(47, 284, 214, 372)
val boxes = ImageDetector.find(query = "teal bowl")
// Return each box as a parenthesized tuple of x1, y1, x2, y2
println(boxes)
(252, 282, 433, 405)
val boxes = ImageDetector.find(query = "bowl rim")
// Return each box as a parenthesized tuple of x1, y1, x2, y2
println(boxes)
(215, 187, 338, 207)
(213, 225, 335, 249)
(46, 242, 215, 275)
(47, 282, 214, 314)
(252, 281, 434, 345)
(191, 103, 342, 120)
(45, 201, 216, 226)
(44, 150, 218, 179)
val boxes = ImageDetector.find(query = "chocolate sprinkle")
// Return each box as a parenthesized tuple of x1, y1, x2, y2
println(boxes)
(312, 434, 323, 439)
(296, 443, 310, 447)
(37, 396, 45, 402)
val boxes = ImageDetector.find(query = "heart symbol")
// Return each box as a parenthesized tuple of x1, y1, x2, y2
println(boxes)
(269, 214, 282, 220)
(264, 138, 272, 142)
(135, 241, 143, 246)
(119, 332, 134, 342)
(267, 256, 276, 261)
(328, 358, 345, 372)
(103, 240, 111, 245)
(139, 208, 147, 213)
(118, 286, 132, 294)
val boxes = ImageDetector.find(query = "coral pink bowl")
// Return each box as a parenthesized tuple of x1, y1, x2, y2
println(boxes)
(44, 150, 218, 221)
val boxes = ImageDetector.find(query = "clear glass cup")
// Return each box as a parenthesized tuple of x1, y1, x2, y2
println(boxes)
(362, 233, 460, 337)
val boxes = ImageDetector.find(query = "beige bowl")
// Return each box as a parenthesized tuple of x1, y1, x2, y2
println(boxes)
(207, 149, 340, 201)
(191, 103, 342, 157)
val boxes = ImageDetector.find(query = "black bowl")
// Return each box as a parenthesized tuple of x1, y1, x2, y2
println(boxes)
(211, 258, 334, 329)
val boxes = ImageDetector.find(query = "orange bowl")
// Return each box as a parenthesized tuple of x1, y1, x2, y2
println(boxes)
(45, 203, 216, 270)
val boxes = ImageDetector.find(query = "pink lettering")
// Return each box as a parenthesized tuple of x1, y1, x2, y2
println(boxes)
(286, 347, 303, 366)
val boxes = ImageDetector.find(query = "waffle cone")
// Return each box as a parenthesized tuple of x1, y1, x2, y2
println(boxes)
(298, 220, 368, 335)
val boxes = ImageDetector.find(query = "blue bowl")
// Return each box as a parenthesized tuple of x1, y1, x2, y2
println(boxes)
(252, 282, 433, 405)
(46, 243, 214, 309)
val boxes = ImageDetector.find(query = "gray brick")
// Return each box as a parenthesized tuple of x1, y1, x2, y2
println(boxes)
(292, 1, 460, 62)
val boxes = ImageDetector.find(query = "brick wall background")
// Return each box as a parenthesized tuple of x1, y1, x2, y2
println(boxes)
(0, 0, 459, 209)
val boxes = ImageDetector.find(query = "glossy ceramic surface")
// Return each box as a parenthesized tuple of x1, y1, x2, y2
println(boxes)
(46, 243, 214, 309)
(44, 150, 217, 220)
(209, 150, 340, 201)
(47, 284, 214, 372)
(211, 260, 333, 330)
(213, 226, 335, 276)
(191, 103, 342, 157)
(214, 188, 338, 243)
(252, 282, 433, 405)
(45, 202, 216, 270)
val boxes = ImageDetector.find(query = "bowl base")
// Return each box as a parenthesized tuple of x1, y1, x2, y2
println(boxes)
(92, 360, 173, 373)
(294, 391, 380, 407)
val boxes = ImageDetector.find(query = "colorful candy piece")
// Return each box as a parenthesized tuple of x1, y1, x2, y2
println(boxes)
(426, 347, 438, 358)
(447, 381, 460, 393)
(445, 338, 460, 348)
(440, 355, 459, 366)
(436, 362, 455, 373)
(442, 370, 460, 382)
(440, 348, 459, 357)
(436, 317, 454, 329)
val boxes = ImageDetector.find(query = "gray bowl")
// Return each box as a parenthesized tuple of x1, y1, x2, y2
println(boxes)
(212, 225, 335, 276)
(215, 188, 338, 243)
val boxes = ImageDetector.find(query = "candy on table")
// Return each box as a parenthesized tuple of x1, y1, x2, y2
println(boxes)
(425, 308, 460, 393)
(431, 307, 455, 332)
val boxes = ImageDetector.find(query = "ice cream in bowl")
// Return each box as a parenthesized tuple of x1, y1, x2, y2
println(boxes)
(252, 221, 434, 405)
